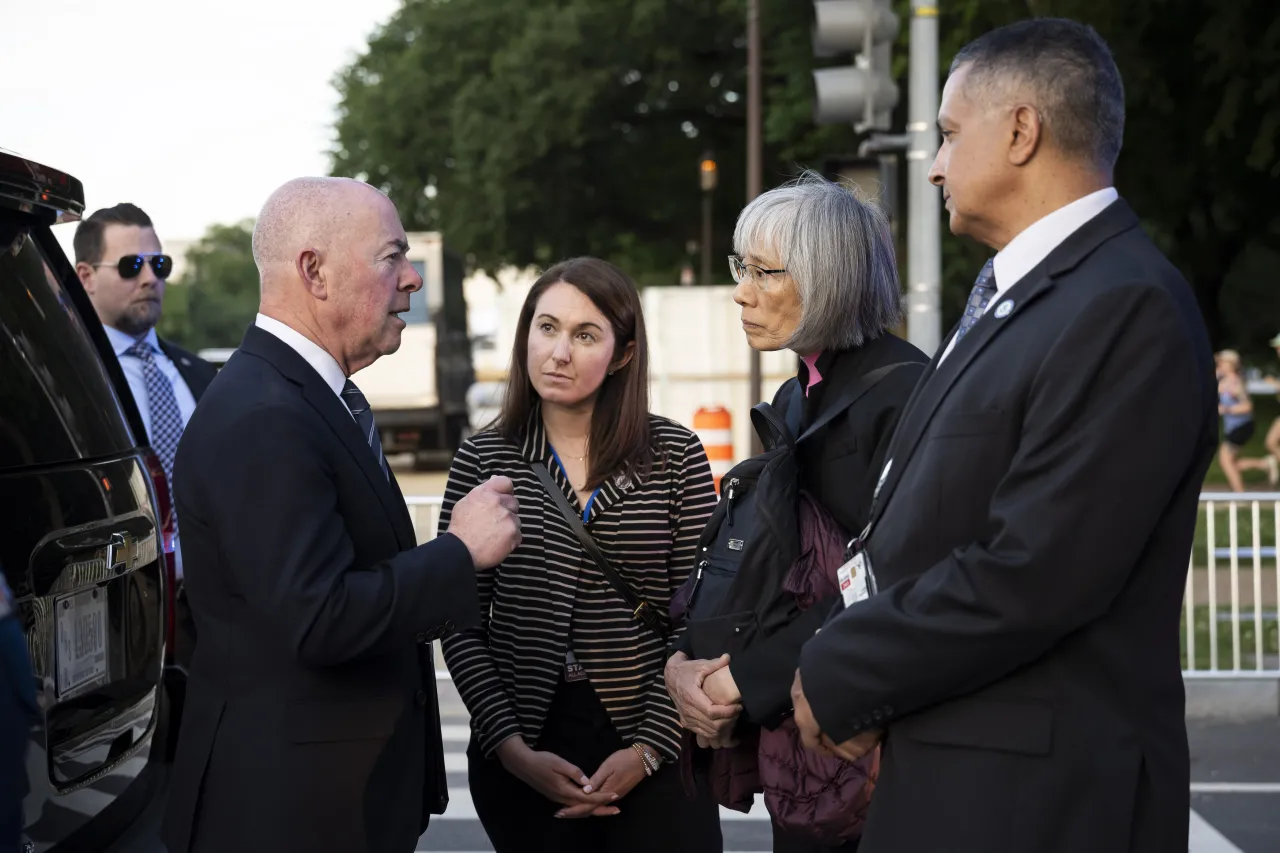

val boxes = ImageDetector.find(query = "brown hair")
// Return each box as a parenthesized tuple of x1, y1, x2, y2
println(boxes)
(496, 257, 653, 488)
(73, 203, 154, 265)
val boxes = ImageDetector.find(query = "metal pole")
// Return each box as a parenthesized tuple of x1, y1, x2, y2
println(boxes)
(747, 0, 762, 203)
(701, 192, 713, 285)
(747, 0, 764, 454)
(906, 0, 941, 355)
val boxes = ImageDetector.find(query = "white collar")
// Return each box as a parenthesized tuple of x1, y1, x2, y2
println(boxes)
(254, 313, 347, 397)
(992, 187, 1119, 296)
(105, 324, 161, 358)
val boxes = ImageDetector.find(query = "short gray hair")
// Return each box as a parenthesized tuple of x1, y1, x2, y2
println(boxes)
(733, 171, 902, 354)
(951, 18, 1125, 172)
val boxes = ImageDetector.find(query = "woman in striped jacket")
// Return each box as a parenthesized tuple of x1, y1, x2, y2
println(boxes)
(439, 257, 722, 853)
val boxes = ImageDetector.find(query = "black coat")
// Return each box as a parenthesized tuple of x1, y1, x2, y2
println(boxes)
(799, 199, 1217, 853)
(731, 334, 927, 726)
(158, 337, 217, 402)
(162, 325, 480, 853)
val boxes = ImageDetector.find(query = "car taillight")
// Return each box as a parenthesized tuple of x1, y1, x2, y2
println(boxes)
(143, 450, 177, 665)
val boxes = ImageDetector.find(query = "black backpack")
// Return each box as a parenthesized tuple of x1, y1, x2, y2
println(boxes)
(670, 363, 909, 660)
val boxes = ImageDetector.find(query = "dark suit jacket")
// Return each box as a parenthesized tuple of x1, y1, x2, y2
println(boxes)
(732, 335, 927, 726)
(162, 325, 480, 853)
(156, 337, 216, 668)
(158, 337, 218, 403)
(798, 199, 1217, 853)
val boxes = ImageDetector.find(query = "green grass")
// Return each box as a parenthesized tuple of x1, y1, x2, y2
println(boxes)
(1181, 605, 1280, 671)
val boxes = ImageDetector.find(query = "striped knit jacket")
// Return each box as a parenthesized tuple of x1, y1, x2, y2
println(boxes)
(439, 411, 717, 761)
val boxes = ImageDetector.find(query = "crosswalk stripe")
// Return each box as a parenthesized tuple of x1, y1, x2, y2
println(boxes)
(1189, 809, 1244, 852)
(1191, 782, 1280, 793)
(441, 724, 470, 743)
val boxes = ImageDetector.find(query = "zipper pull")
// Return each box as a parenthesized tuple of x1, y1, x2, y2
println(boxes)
(687, 560, 708, 604)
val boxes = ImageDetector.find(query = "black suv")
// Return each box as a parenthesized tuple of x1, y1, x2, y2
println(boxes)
(1, 151, 176, 849)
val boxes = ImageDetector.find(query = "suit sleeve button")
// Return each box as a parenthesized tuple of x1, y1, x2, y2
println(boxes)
(415, 690, 428, 707)
(415, 632, 427, 644)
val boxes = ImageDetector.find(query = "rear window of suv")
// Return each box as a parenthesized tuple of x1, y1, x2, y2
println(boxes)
(0, 220, 136, 469)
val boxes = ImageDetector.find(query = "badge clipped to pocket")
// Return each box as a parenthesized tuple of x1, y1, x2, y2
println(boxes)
(564, 649, 587, 682)
(835, 545, 876, 609)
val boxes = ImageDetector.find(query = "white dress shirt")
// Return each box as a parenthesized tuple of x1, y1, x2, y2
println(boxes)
(107, 324, 199, 578)
(938, 187, 1120, 364)
(254, 313, 353, 417)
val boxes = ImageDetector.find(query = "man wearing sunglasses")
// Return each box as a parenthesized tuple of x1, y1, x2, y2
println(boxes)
(74, 202, 217, 669)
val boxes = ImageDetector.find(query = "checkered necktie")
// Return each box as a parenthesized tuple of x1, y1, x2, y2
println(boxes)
(126, 340, 184, 525)
(342, 380, 389, 479)
(953, 259, 997, 346)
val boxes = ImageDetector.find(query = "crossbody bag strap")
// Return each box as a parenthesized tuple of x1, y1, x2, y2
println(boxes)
(529, 463, 668, 641)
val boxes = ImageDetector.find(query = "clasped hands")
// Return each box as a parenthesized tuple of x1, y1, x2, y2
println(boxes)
(663, 652, 743, 748)
(495, 736, 648, 819)
(665, 653, 881, 761)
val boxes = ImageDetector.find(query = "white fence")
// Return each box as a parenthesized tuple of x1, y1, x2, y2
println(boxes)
(405, 495, 445, 547)
(1185, 493, 1280, 678)
(403, 493, 1280, 679)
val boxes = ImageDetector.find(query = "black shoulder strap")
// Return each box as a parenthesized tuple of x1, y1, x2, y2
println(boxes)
(784, 377, 804, 437)
(797, 362, 913, 443)
(529, 463, 668, 641)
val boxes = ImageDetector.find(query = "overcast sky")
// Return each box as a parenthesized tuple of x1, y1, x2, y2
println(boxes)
(2, 0, 401, 256)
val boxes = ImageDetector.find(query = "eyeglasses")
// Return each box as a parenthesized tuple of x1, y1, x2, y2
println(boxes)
(728, 255, 786, 288)
(93, 254, 173, 280)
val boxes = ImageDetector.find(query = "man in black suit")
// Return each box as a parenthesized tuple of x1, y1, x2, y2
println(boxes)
(161, 177, 521, 853)
(791, 19, 1216, 853)
(74, 203, 217, 668)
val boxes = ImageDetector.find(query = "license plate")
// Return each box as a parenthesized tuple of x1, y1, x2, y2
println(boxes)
(57, 587, 109, 696)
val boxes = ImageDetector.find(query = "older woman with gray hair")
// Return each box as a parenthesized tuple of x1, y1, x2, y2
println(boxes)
(665, 172, 926, 853)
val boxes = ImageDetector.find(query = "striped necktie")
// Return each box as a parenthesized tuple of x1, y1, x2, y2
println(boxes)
(341, 380, 389, 479)
(952, 259, 998, 346)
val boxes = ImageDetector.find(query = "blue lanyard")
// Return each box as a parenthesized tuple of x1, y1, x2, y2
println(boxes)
(548, 446, 602, 522)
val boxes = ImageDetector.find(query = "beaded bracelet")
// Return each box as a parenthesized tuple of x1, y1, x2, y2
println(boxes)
(630, 742, 656, 776)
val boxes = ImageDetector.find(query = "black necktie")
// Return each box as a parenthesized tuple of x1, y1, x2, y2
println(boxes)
(341, 380, 389, 479)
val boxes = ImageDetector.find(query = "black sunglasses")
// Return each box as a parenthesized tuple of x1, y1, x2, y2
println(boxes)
(93, 254, 173, 280)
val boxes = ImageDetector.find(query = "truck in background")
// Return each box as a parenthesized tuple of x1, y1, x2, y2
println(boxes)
(350, 231, 473, 469)
(198, 231, 474, 469)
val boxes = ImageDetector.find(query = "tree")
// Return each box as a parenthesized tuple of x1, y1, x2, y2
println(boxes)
(157, 220, 259, 352)
(332, 0, 851, 284)
(333, 0, 1279, 352)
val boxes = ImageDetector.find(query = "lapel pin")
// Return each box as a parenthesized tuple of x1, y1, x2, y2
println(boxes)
(994, 300, 1015, 319)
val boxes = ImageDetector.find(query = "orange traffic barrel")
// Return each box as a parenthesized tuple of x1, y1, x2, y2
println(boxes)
(693, 406, 734, 493)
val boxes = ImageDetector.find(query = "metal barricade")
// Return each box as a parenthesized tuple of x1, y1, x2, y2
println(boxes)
(405, 492, 1280, 678)
(404, 495, 449, 680)
(404, 495, 445, 545)
(1184, 493, 1280, 677)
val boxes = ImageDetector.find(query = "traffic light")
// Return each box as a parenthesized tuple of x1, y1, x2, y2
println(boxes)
(823, 157, 889, 207)
(812, 0, 900, 132)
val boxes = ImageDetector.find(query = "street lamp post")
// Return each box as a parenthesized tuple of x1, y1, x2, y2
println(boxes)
(700, 152, 718, 285)
(747, 0, 764, 454)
